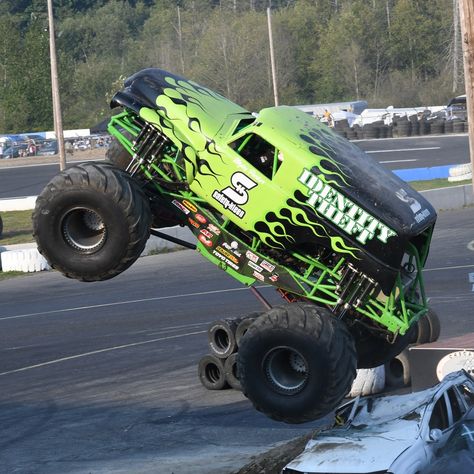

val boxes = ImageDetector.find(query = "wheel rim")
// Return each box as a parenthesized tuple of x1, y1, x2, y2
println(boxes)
(263, 346, 309, 395)
(61, 207, 107, 253)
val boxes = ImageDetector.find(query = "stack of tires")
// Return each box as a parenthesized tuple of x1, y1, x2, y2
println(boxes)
(384, 308, 441, 390)
(198, 313, 260, 391)
(452, 119, 466, 134)
(393, 116, 412, 137)
(362, 123, 380, 139)
(198, 307, 386, 401)
(430, 120, 445, 135)
(419, 119, 431, 135)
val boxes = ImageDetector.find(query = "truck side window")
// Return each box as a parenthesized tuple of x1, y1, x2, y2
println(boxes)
(230, 134, 282, 179)
(448, 387, 465, 422)
(429, 395, 450, 431)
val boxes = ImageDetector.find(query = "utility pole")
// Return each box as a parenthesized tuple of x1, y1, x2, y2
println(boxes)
(47, 0, 66, 171)
(177, 6, 185, 75)
(453, 0, 460, 93)
(267, 7, 279, 106)
(459, 0, 474, 192)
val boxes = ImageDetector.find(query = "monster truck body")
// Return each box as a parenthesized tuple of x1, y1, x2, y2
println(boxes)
(34, 68, 437, 423)
(108, 68, 436, 337)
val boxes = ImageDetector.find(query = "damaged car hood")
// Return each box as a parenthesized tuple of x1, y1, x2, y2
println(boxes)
(285, 422, 419, 473)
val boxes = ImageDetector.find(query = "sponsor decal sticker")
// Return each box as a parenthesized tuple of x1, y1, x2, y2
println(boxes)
(188, 218, 200, 229)
(269, 274, 279, 282)
(183, 199, 198, 213)
(260, 260, 275, 273)
(172, 199, 190, 215)
(298, 168, 397, 245)
(195, 213, 207, 224)
(198, 234, 213, 247)
(246, 250, 259, 263)
(212, 172, 257, 219)
(200, 229, 213, 239)
(248, 261, 263, 272)
(253, 270, 265, 282)
(212, 249, 239, 270)
(222, 241, 242, 257)
(216, 246, 239, 265)
(207, 224, 221, 235)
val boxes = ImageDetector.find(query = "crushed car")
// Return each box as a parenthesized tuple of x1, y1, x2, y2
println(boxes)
(33, 68, 437, 423)
(282, 370, 474, 473)
(421, 405, 474, 474)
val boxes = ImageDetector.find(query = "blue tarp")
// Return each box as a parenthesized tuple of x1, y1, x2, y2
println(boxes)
(393, 165, 452, 181)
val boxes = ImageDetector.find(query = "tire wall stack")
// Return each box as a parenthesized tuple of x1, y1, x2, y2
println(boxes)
(198, 314, 260, 391)
(198, 311, 390, 399)
(334, 114, 468, 140)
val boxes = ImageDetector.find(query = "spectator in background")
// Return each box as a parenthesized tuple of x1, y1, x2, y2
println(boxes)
(323, 109, 334, 128)
(28, 140, 37, 156)
(66, 141, 74, 156)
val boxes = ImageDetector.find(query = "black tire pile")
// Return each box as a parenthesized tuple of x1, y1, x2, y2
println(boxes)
(198, 312, 261, 391)
(333, 116, 468, 140)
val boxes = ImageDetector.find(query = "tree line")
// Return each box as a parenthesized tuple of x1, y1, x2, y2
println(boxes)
(0, 0, 464, 134)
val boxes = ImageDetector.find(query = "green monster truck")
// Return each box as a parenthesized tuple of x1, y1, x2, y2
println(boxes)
(33, 69, 437, 424)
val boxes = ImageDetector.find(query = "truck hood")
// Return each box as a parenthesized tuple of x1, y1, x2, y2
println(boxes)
(110, 68, 253, 141)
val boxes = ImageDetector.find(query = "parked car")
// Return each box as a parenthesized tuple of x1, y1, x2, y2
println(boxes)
(37, 140, 58, 156)
(446, 94, 467, 121)
(2, 143, 28, 159)
(421, 406, 474, 474)
(282, 370, 474, 474)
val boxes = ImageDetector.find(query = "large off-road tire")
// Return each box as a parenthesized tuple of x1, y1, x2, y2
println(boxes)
(411, 308, 441, 345)
(426, 308, 441, 343)
(413, 313, 431, 345)
(237, 303, 357, 424)
(106, 135, 133, 170)
(32, 162, 151, 281)
(235, 311, 263, 347)
(352, 323, 416, 369)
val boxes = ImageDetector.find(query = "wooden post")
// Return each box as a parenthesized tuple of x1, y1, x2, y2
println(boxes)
(459, 0, 474, 192)
(47, 0, 66, 171)
(267, 7, 279, 107)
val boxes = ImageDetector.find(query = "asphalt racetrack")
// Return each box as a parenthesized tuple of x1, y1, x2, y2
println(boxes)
(1, 206, 473, 473)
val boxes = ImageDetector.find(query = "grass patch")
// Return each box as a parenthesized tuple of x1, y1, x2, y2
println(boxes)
(0, 209, 34, 245)
(409, 178, 471, 191)
(0, 270, 31, 281)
